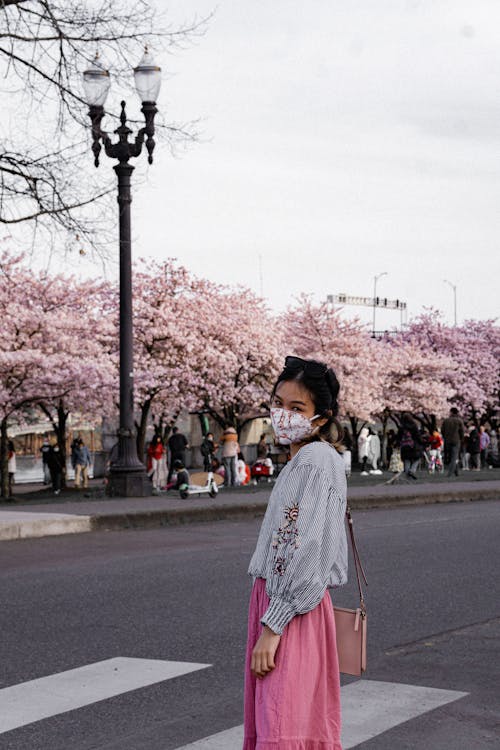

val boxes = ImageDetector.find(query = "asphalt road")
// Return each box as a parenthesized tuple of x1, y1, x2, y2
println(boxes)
(1, 500, 499, 749)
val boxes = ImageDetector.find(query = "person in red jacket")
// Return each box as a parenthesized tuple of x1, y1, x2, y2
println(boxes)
(147, 435, 164, 493)
(429, 429, 443, 450)
(428, 429, 443, 473)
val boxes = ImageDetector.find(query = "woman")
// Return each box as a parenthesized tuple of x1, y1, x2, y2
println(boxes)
(7, 441, 16, 497)
(47, 443, 65, 495)
(220, 426, 240, 487)
(467, 427, 481, 471)
(147, 435, 164, 492)
(244, 356, 347, 750)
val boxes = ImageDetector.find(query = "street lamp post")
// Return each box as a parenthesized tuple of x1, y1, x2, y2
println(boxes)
(372, 272, 388, 335)
(83, 49, 161, 497)
(443, 279, 457, 326)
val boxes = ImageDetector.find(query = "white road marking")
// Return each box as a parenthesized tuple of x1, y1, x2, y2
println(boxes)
(340, 679, 468, 747)
(0, 657, 210, 734)
(173, 679, 468, 749)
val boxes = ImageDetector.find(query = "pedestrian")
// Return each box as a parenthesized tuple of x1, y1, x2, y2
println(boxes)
(367, 428, 382, 474)
(7, 440, 16, 497)
(428, 429, 444, 473)
(167, 426, 189, 482)
(396, 413, 424, 480)
(211, 457, 225, 480)
(74, 438, 92, 489)
(441, 407, 465, 478)
(461, 427, 471, 470)
(47, 443, 65, 495)
(70, 435, 81, 473)
(358, 426, 370, 475)
(220, 426, 239, 487)
(479, 426, 490, 469)
(256, 433, 269, 459)
(488, 429, 499, 467)
(40, 435, 51, 484)
(467, 427, 481, 471)
(244, 355, 347, 749)
(236, 451, 251, 486)
(166, 458, 190, 491)
(147, 435, 164, 493)
(388, 445, 404, 474)
(201, 432, 218, 472)
(341, 429, 352, 477)
(386, 428, 397, 468)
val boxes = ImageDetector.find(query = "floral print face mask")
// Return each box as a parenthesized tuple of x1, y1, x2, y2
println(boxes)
(270, 407, 320, 445)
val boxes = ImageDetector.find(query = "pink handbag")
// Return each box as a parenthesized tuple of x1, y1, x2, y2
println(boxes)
(334, 506, 368, 676)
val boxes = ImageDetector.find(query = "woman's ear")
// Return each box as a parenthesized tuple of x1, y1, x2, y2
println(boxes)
(315, 410, 332, 428)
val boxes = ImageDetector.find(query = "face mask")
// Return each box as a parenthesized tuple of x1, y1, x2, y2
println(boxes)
(270, 407, 320, 445)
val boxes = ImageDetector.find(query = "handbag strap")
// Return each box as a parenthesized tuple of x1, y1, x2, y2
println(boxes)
(346, 505, 368, 611)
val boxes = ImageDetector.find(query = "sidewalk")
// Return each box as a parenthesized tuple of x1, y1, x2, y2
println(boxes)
(1, 471, 499, 541)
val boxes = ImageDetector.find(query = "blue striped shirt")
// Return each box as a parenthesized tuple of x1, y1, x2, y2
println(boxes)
(247, 441, 348, 635)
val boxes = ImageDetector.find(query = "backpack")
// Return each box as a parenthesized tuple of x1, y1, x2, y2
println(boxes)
(400, 429, 415, 450)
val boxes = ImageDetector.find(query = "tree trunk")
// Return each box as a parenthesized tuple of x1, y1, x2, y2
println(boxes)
(381, 412, 389, 467)
(38, 400, 69, 488)
(136, 398, 152, 463)
(0, 417, 10, 500)
(56, 402, 69, 488)
(197, 413, 210, 438)
(348, 416, 366, 465)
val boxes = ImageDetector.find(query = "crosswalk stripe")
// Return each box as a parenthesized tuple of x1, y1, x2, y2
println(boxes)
(173, 679, 468, 749)
(0, 657, 211, 734)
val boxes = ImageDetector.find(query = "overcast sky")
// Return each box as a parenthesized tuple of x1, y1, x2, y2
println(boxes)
(104, 1, 500, 327)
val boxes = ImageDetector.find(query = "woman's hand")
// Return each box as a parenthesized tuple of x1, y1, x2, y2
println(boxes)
(251, 625, 281, 679)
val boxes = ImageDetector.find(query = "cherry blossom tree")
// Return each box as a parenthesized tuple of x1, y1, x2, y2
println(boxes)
(0, 251, 58, 496)
(0, 250, 115, 495)
(188, 286, 285, 436)
(400, 312, 500, 424)
(380, 337, 456, 430)
(131, 259, 206, 457)
(32, 276, 116, 478)
(131, 261, 285, 443)
(282, 296, 386, 445)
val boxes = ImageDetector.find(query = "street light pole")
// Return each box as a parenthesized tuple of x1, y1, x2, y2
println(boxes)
(443, 279, 457, 326)
(372, 272, 388, 335)
(83, 50, 161, 497)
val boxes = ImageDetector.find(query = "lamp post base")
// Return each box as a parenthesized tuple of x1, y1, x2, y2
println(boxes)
(106, 467, 152, 498)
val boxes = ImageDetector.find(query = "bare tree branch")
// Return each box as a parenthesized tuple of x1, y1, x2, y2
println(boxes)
(0, 0, 211, 257)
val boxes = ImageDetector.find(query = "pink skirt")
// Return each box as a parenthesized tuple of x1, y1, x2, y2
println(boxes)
(243, 578, 342, 750)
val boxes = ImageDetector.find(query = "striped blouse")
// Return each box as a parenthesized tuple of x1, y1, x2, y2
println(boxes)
(247, 441, 348, 635)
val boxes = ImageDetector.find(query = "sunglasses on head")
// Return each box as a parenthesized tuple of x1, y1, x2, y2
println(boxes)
(284, 356, 327, 378)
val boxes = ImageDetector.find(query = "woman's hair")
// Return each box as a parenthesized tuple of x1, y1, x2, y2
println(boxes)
(271, 357, 344, 452)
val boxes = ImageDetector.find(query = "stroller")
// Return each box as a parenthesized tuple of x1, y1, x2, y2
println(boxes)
(250, 457, 274, 483)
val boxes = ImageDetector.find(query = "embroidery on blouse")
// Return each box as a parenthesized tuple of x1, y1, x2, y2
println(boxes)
(272, 502, 300, 576)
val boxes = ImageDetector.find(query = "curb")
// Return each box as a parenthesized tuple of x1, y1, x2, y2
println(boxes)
(344, 487, 500, 510)
(90, 488, 499, 533)
(0, 513, 92, 541)
(1, 488, 498, 541)
(90, 501, 269, 532)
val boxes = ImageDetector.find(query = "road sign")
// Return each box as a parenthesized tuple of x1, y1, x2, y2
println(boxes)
(327, 293, 407, 310)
